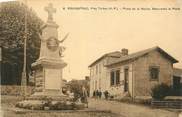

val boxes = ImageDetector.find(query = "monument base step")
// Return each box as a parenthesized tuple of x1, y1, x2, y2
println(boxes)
(16, 99, 85, 110)
(26, 93, 70, 101)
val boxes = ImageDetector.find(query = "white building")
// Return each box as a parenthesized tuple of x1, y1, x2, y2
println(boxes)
(88, 49, 125, 97)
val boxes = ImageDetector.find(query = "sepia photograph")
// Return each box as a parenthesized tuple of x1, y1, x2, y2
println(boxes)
(0, 0, 182, 117)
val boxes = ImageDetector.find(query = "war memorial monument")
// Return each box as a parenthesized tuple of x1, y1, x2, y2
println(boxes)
(16, 3, 84, 110)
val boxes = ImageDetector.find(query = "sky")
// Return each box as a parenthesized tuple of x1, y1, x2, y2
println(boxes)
(2, 0, 182, 81)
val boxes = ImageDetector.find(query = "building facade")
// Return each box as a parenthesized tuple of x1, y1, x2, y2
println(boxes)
(89, 47, 178, 98)
(89, 51, 123, 97)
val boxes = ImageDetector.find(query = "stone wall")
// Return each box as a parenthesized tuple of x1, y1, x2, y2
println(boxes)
(0, 85, 35, 95)
(133, 51, 173, 97)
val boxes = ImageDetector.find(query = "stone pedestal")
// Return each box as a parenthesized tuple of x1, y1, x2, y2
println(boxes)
(29, 58, 67, 100)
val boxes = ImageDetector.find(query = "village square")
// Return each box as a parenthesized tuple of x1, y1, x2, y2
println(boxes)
(0, 1, 182, 117)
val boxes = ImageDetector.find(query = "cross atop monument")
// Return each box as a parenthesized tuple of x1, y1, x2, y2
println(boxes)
(44, 3, 56, 21)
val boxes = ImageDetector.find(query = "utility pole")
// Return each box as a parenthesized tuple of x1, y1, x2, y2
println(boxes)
(0, 46, 2, 85)
(21, 0, 28, 97)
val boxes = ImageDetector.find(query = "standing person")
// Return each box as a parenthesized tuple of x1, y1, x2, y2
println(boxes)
(93, 90, 96, 98)
(87, 90, 89, 97)
(100, 91, 102, 98)
(104, 90, 109, 100)
(96, 90, 99, 99)
(99, 90, 102, 99)
(81, 86, 88, 108)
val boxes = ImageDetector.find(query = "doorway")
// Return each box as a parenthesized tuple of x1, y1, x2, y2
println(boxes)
(124, 68, 129, 92)
(173, 76, 181, 89)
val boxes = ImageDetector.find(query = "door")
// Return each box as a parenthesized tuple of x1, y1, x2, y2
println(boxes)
(173, 76, 180, 89)
(173, 76, 181, 96)
(124, 68, 129, 92)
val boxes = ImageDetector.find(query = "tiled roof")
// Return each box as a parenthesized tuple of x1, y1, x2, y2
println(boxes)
(88, 51, 122, 67)
(106, 46, 178, 66)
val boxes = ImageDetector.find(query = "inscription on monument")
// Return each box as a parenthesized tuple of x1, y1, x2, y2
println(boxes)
(45, 69, 61, 90)
(46, 37, 59, 51)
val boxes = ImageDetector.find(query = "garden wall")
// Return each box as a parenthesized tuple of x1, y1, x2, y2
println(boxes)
(0, 85, 35, 95)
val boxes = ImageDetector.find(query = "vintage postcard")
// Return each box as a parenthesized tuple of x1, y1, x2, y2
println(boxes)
(0, 0, 182, 117)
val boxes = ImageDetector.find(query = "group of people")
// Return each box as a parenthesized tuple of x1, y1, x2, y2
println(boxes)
(93, 90, 102, 98)
(63, 86, 89, 107)
(93, 90, 110, 100)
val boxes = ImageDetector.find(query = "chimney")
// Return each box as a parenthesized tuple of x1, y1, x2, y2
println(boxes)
(121, 48, 128, 56)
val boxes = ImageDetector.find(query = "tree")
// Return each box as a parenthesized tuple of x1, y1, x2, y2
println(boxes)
(0, 1, 43, 85)
(151, 83, 171, 100)
(68, 79, 89, 101)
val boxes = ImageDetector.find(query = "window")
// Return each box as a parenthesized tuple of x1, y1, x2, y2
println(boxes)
(99, 64, 101, 73)
(116, 70, 120, 85)
(110, 71, 115, 86)
(149, 66, 159, 80)
(103, 60, 106, 66)
(96, 65, 98, 74)
(99, 78, 101, 89)
(110, 70, 120, 86)
(90, 68, 93, 76)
